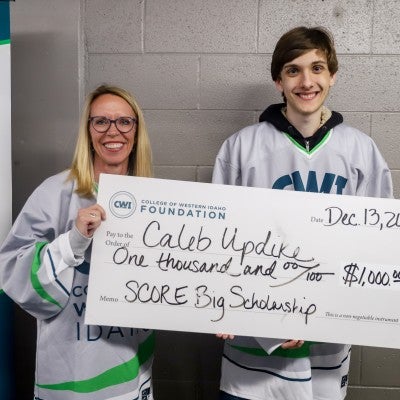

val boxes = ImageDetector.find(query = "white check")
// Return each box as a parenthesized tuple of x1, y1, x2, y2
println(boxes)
(85, 174, 400, 349)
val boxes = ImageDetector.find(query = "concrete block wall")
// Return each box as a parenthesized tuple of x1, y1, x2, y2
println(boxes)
(85, 0, 400, 199)
(8, 0, 400, 398)
(84, 1, 400, 399)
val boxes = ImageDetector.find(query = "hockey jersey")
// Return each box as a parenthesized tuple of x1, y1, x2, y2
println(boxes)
(0, 171, 154, 400)
(212, 104, 393, 400)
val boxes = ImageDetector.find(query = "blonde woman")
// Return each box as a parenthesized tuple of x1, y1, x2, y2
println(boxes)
(0, 85, 154, 400)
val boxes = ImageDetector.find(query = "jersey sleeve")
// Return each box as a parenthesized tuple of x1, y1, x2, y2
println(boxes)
(363, 143, 393, 198)
(212, 134, 242, 185)
(0, 180, 85, 320)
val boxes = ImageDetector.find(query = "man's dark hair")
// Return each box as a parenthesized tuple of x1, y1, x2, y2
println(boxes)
(271, 26, 338, 81)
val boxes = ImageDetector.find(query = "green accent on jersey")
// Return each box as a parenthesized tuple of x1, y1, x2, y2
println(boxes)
(0, 39, 10, 45)
(36, 331, 155, 393)
(31, 242, 62, 309)
(230, 341, 318, 359)
(284, 129, 332, 156)
(0, 289, 4, 295)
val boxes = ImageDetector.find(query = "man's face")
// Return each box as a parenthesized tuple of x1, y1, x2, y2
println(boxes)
(275, 49, 336, 119)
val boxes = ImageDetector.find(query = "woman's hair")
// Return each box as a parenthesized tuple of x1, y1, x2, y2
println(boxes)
(69, 84, 153, 197)
(271, 26, 338, 82)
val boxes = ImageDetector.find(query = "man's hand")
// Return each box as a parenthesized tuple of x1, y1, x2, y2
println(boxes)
(216, 333, 235, 340)
(281, 339, 304, 349)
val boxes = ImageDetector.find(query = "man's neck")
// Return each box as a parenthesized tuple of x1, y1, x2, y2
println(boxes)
(284, 108, 323, 138)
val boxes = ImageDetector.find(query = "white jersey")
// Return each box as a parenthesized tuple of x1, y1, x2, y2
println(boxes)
(0, 171, 153, 400)
(213, 122, 392, 198)
(212, 111, 392, 400)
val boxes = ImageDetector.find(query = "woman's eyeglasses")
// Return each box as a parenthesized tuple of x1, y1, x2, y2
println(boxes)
(89, 116, 137, 134)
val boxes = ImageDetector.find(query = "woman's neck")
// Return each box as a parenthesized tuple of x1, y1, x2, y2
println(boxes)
(93, 162, 129, 183)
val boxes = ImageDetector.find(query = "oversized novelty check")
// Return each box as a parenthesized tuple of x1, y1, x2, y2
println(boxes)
(85, 174, 400, 349)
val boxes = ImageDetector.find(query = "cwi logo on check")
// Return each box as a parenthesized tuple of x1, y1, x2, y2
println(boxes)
(109, 191, 137, 218)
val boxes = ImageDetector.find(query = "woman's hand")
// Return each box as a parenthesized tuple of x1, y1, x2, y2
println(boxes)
(75, 205, 106, 238)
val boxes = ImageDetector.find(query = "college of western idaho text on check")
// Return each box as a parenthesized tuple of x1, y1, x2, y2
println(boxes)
(85, 174, 400, 349)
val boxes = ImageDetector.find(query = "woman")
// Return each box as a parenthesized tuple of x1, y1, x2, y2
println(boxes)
(0, 85, 154, 400)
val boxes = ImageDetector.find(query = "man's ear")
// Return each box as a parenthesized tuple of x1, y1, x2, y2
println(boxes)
(329, 72, 337, 87)
(274, 78, 283, 93)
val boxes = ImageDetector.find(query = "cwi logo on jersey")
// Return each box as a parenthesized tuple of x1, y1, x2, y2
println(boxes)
(272, 170, 348, 194)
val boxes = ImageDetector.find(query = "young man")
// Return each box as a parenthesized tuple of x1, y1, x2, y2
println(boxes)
(212, 27, 393, 400)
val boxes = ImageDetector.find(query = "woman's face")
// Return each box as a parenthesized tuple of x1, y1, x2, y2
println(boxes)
(89, 93, 136, 175)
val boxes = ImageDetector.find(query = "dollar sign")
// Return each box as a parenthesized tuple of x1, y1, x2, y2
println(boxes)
(343, 263, 359, 287)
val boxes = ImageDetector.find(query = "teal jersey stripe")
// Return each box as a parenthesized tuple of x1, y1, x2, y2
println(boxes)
(36, 331, 155, 393)
(31, 242, 63, 309)
(223, 353, 311, 382)
(0, 2, 10, 42)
